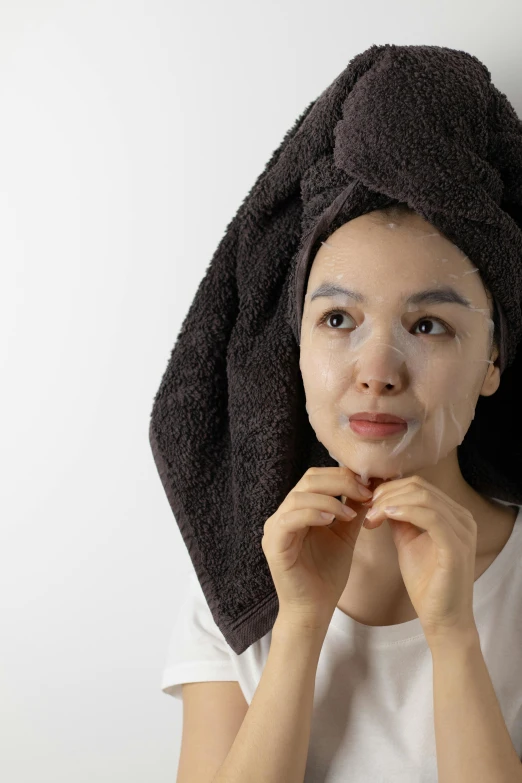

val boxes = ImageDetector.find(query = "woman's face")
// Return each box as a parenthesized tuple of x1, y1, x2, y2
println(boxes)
(299, 210, 500, 483)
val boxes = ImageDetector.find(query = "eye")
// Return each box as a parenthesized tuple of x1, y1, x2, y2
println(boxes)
(317, 307, 355, 330)
(412, 317, 453, 337)
(317, 307, 454, 337)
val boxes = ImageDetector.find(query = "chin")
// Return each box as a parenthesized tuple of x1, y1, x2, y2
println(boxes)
(334, 457, 406, 483)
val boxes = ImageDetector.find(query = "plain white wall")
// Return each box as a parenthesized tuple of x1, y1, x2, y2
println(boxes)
(1, 1, 521, 780)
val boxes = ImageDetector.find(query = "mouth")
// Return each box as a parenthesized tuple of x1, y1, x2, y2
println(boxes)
(349, 412, 408, 425)
(349, 412, 409, 439)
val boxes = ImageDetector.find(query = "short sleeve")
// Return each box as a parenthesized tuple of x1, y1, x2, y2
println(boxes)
(161, 570, 239, 700)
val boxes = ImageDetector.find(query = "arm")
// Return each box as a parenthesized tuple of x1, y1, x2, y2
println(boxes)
(430, 628, 522, 783)
(211, 615, 326, 783)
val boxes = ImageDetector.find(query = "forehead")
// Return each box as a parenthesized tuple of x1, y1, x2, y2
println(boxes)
(307, 212, 489, 305)
(312, 212, 463, 266)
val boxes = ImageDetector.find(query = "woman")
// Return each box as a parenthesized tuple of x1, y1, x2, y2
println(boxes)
(160, 205, 522, 782)
(151, 44, 522, 782)
(299, 204, 518, 630)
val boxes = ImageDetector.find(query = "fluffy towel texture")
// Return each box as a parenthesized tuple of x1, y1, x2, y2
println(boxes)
(149, 44, 522, 655)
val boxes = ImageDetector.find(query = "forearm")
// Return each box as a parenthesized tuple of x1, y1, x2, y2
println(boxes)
(431, 629, 522, 783)
(212, 615, 325, 783)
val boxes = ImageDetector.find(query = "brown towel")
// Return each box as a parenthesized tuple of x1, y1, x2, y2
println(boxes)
(149, 44, 522, 654)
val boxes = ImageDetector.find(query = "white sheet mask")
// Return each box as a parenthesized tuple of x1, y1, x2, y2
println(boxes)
(299, 212, 499, 487)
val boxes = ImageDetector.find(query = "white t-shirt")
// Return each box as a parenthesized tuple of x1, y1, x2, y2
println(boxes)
(161, 499, 522, 782)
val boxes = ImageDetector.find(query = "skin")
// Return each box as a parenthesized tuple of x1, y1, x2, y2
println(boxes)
(299, 210, 517, 622)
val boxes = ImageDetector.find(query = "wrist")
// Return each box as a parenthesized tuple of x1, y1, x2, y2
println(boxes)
(426, 624, 480, 657)
(274, 611, 332, 643)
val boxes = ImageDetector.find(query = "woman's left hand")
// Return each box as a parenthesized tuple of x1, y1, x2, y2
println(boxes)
(364, 476, 479, 647)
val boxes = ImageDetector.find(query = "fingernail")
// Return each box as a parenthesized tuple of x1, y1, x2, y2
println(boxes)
(341, 504, 357, 519)
(358, 485, 373, 498)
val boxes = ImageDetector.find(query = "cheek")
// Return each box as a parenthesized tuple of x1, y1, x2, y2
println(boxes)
(416, 365, 482, 456)
(300, 349, 347, 396)
(299, 353, 343, 431)
(419, 359, 484, 409)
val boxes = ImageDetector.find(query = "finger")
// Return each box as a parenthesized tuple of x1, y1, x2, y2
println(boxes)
(365, 500, 467, 550)
(372, 476, 467, 518)
(298, 468, 374, 505)
(368, 488, 475, 543)
(262, 506, 352, 559)
(290, 491, 360, 522)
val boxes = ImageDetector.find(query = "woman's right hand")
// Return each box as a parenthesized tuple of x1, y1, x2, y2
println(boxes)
(261, 466, 375, 631)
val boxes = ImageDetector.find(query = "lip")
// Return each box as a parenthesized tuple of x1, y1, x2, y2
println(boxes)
(349, 419, 408, 439)
(349, 411, 407, 425)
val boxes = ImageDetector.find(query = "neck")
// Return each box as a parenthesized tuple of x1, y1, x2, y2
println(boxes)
(414, 450, 496, 529)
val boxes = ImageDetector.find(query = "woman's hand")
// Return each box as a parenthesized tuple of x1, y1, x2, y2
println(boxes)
(261, 466, 373, 631)
(364, 475, 478, 646)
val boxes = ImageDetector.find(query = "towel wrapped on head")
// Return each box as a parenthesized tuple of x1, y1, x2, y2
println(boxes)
(149, 43, 522, 655)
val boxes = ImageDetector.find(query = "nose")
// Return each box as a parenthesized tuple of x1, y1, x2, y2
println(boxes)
(359, 377, 396, 393)
(353, 341, 406, 395)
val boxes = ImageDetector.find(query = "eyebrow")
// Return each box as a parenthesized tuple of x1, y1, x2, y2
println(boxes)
(309, 283, 473, 309)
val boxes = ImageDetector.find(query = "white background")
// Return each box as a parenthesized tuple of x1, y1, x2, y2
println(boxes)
(1, 1, 521, 780)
